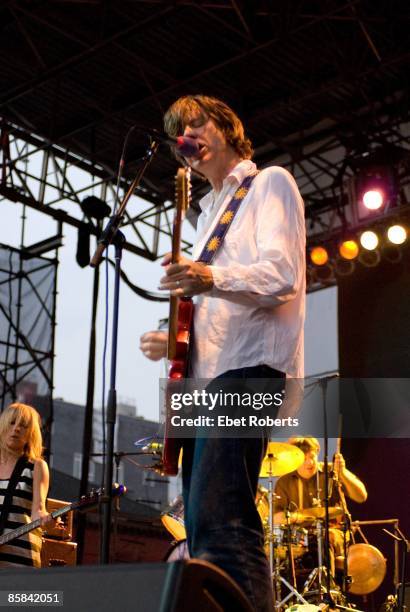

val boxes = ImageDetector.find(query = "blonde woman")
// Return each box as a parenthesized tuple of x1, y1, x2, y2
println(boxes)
(0, 402, 52, 568)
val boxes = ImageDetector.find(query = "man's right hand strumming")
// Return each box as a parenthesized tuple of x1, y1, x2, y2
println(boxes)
(139, 330, 168, 361)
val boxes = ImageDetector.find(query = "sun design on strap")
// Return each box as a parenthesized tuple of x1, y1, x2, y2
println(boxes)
(220, 210, 234, 225)
(207, 236, 220, 252)
(234, 187, 248, 200)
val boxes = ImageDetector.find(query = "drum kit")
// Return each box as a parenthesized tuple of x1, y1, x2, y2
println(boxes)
(161, 441, 387, 611)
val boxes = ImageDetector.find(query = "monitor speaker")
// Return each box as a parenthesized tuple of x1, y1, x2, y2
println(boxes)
(0, 559, 252, 612)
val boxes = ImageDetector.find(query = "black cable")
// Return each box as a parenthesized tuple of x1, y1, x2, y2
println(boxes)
(105, 257, 168, 302)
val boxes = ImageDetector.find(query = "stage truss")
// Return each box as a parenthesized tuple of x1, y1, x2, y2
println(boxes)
(0, 243, 57, 452)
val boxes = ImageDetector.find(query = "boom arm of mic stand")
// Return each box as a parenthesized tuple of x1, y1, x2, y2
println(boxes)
(90, 140, 159, 268)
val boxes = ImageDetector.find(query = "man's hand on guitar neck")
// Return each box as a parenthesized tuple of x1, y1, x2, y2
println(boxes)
(140, 330, 168, 361)
(159, 253, 214, 297)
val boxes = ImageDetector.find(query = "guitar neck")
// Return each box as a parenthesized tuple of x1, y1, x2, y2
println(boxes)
(0, 485, 124, 547)
(167, 167, 190, 362)
(0, 505, 70, 546)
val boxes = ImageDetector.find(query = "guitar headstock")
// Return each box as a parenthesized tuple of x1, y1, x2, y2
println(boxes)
(72, 483, 127, 511)
(175, 166, 191, 217)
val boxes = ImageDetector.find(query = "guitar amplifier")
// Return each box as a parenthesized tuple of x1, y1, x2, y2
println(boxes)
(43, 498, 73, 540)
(41, 538, 77, 567)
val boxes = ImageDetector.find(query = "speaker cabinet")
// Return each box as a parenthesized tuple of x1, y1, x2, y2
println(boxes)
(41, 538, 77, 567)
(0, 560, 252, 612)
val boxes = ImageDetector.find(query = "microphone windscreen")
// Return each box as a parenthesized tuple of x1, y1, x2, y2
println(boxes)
(175, 136, 199, 157)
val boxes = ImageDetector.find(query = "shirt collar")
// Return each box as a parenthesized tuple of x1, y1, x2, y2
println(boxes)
(198, 159, 257, 213)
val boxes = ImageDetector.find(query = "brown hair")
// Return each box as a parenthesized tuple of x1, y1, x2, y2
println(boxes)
(0, 403, 43, 461)
(164, 95, 253, 160)
(288, 436, 320, 455)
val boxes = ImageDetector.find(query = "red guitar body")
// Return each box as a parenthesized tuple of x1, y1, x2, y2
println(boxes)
(162, 297, 194, 475)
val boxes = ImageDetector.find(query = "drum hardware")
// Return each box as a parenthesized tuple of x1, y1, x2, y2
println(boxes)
(284, 606, 324, 612)
(259, 442, 304, 573)
(300, 514, 329, 604)
(330, 443, 352, 601)
(346, 521, 389, 596)
(164, 538, 190, 562)
(259, 442, 309, 609)
(382, 525, 409, 612)
(265, 525, 308, 560)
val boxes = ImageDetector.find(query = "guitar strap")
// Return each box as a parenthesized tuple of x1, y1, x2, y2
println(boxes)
(0, 455, 28, 536)
(196, 171, 259, 264)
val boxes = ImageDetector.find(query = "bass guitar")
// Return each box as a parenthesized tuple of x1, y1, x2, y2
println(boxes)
(0, 484, 125, 548)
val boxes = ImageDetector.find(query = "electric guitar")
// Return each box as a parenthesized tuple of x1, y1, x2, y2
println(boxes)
(0, 484, 125, 548)
(162, 167, 194, 475)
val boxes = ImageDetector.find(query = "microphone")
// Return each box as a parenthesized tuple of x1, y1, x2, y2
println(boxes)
(139, 127, 199, 157)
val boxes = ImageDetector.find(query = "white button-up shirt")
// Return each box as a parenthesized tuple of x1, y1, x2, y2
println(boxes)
(190, 159, 306, 379)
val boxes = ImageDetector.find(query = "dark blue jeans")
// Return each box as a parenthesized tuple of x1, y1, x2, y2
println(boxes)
(182, 365, 285, 612)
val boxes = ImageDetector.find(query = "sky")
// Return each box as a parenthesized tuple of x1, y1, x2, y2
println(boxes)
(0, 168, 338, 423)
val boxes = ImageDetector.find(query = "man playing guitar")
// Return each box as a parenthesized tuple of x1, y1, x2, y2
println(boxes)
(140, 95, 305, 611)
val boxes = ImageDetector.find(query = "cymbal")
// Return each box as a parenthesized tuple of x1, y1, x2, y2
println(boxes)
(259, 442, 304, 477)
(298, 506, 344, 521)
(348, 543, 387, 595)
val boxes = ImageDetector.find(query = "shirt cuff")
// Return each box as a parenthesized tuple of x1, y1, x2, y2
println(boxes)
(208, 264, 249, 292)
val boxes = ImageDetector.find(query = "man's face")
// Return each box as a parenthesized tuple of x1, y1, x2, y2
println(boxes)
(182, 111, 230, 178)
(297, 450, 319, 480)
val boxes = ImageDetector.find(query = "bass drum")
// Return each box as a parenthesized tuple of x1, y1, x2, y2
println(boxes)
(164, 539, 190, 562)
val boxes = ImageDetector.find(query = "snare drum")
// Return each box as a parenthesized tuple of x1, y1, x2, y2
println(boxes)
(268, 524, 308, 559)
(161, 495, 186, 541)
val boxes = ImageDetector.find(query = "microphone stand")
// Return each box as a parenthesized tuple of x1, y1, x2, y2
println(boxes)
(383, 527, 410, 612)
(334, 464, 352, 599)
(90, 140, 159, 564)
(318, 374, 338, 607)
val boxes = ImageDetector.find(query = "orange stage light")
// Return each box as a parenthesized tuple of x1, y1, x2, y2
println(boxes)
(339, 240, 359, 260)
(310, 246, 329, 266)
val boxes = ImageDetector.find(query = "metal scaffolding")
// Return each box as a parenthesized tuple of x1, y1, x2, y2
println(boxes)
(0, 242, 58, 454)
(0, 122, 193, 263)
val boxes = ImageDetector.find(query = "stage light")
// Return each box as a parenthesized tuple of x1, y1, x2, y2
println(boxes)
(383, 244, 402, 264)
(310, 246, 329, 266)
(387, 224, 406, 245)
(358, 249, 381, 268)
(360, 231, 379, 250)
(339, 240, 359, 260)
(362, 189, 384, 210)
(314, 262, 334, 284)
(352, 150, 398, 223)
(334, 258, 355, 276)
